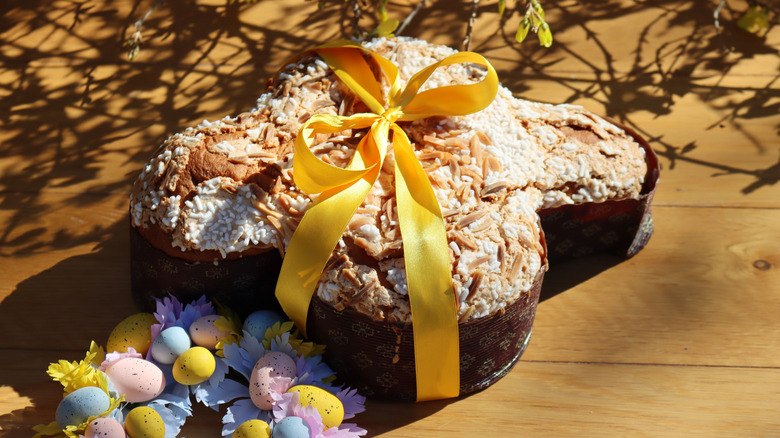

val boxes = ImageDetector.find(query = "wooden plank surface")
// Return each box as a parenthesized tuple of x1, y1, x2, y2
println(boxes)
(2, 0, 780, 436)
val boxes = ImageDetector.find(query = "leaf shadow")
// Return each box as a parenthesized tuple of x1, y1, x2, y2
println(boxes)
(2, 0, 780, 435)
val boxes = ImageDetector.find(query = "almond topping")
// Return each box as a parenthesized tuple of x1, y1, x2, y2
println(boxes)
(458, 305, 475, 323)
(467, 256, 492, 271)
(466, 271, 484, 302)
(453, 232, 478, 251)
(342, 269, 361, 287)
(457, 210, 488, 228)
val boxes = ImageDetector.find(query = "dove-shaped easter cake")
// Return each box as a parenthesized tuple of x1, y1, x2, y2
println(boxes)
(129, 37, 658, 400)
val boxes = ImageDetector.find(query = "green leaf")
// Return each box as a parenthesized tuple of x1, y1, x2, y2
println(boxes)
(533, 1, 545, 20)
(515, 18, 531, 43)
(498, 0, 506, 15)
(537, 22, 553, 47)
(374, 17, 399, 37)
(737, 5, 770, 35)
(379, 0, 389, 22)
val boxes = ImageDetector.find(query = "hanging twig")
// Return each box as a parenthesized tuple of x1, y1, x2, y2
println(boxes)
(126, 0, 166, 60)
(713, 0, 730, 53)
(351, 0, 363, 37)
(462, 0, 479, 51)
(397, 0, 428, 36)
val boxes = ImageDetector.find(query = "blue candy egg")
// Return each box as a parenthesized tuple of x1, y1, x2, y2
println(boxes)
(243, 310, 284, 340)
(150, 326, 191, 364)
(272, 416, 311, 438)
(55, 386, 110, 429)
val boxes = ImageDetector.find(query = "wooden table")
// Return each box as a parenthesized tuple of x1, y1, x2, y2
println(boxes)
(2, 0, 779, 436)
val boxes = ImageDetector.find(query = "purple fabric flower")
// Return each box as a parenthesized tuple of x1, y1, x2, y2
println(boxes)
(151, 295, 215, 342)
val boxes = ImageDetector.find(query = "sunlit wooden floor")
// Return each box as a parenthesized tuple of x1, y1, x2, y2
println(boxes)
(2, 0, 779, 436)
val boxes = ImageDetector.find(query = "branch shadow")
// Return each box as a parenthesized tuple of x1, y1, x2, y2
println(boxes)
(2, 0, 779, 436)
(487, 0, 780, 194)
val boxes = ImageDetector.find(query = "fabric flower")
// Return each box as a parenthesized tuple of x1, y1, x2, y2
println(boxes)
(263, 322, 326, 358)
(36, 298, 369, 437)
(214, 314, 242, 357)
(151, 295, 215, 342)
(47, 342, 107, 395)
(141, 382, 192, 438)
(272, 390, 366, 438)
(217, 329, 365, 436)
(34, 344, 124, 438)
(98, 348, 143, 372)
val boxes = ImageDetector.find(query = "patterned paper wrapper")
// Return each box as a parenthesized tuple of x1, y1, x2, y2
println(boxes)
(129, 226, 283, 317)
(129, 120, 659, 400)
(306, 269, 544, 401)
(539, 120, 660, 263)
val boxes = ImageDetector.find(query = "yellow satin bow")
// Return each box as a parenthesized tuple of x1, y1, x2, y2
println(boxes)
(275, 40, 498, 401)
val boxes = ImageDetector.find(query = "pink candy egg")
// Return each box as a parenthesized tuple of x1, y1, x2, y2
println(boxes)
(106, 357, 166, 403)
(249, 351, 297, 410)
(84, 416, 125, 438)
(189, 315, 229, 349)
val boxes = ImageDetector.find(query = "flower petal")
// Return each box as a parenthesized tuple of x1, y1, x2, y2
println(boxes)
(222, 398, 270, 436)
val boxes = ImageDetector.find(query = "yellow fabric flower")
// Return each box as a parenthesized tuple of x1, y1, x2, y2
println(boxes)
(35, 344, 124, 437)
(87, 341, 105, 366)
(214, 314, 242, 357)
(32, 421, 64, 438)
(262, 321, 327, 358)
(47, 349, 102, 395)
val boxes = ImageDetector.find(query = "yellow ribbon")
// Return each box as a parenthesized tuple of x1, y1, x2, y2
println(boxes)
(274, 40, 498, 401)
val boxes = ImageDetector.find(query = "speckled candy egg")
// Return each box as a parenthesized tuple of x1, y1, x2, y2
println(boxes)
(288, 385, 344, 429)
(84, 416, 125, 438)
(249, 351, 297, 410)
(105, 357, 166, 403)
(271, 416, 310, 438)
(242, 310, 284, 340)
(150, 325, 191, 364)
(189, 315, 229, 349)
(172, 346, 216, 385)
(125, 406, 165, 438)
(233, 419, 272, 438)
(55, 386, 110, 429)
(106, 312, 157, 355)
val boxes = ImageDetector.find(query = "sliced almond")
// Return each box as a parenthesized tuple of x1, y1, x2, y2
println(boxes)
(457, 210, 488, 228)
(467, 256, 491, 271)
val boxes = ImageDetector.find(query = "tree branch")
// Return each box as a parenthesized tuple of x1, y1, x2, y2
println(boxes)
(126, 0, 165, 60)
(713, 0, 730, 53)
(462, 0, 479, 51)
(397, 0, 428, 36)
(351, 0, 362, 37)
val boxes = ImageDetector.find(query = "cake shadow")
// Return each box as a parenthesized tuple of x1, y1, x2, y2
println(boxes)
(539, 253, 626, 303)
(359, 397, 454, 436)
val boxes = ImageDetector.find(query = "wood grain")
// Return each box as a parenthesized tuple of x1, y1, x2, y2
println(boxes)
(2, 0, 779, 436)
(530, 205, 780, 367)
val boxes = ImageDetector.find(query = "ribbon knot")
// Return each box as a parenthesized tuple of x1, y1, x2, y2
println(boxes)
(275, 40, 498, 401)
(381, 107, 402, 123)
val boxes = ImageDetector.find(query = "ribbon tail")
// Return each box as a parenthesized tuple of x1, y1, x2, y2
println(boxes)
(275, 178, 373, 337)
(392, 126, 460, 401)
(276, 121, 388, 337)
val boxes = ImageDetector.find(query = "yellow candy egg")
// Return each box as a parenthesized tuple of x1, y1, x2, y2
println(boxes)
(173, 346, 216, 385)
(232, 419, 271, 438)
(125, 406, 165, 438)
(287, 385, 344, 429)
(106, 313, 157, 355)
